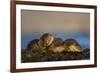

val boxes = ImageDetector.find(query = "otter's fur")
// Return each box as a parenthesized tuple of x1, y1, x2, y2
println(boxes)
(39, 33, 54, 48)
(63, 39, 81, 52)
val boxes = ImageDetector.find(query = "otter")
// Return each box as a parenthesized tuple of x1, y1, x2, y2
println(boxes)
(63, 39, 81, 52)
(39, 33, 54, 48)
(50, 39, 81, 53)
(51, 38, 63, 47)
(49, 46, 65, 54)
(27, 33, 54, 51)
(27, 39, 39, 50)
(27, 34, 81, 53)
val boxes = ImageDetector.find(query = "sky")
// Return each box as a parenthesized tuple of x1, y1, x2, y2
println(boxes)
(21, 10, 90, 34)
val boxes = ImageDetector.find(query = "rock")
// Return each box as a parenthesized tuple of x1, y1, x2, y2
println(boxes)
(63, 39, 81, 52)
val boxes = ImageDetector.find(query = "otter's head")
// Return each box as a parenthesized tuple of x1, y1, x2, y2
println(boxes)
(39, 33, 54, 48)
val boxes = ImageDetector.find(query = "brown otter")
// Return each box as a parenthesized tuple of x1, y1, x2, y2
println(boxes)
(49, 39, 81, 54)
(63, 39, 81, 52)
(39, 33, 54, 48)
(27, 34, 81, 53)
(27, 33, 54, 51)
(27, 39, 39, 50)
(51, 38, 63, 47)
(49, 46, 65, 54)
